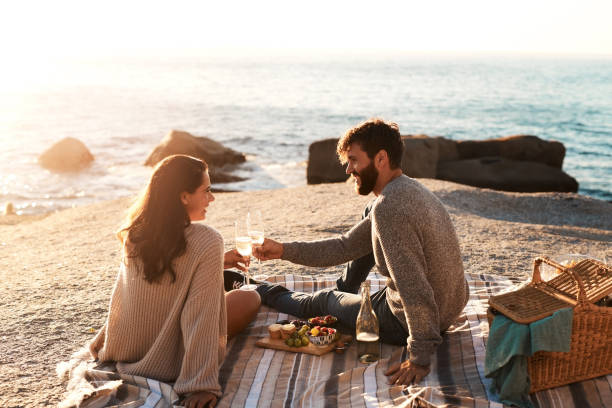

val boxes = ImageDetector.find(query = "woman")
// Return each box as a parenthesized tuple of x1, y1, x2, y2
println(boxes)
(89, 154, 260, 408)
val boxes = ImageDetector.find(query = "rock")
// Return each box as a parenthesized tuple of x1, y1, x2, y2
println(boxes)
(435, 137, 460, 162)
(307, 138, 348, 184)
(306, 134, 575, 193)
(145, 130, 247, 184)
(436, 157, 578, 193)
(455, 135, 565, 168)
(145, 130, 246, 168)
(401, 135, 439, 178)
(38, 137, 94, 172)
(4, 202, 15, 216)
(307, 135, 443, 184)
(208, 168, 246, 184)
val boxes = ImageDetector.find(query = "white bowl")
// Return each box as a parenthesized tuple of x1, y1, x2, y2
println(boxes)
(307, 333, 336, 346)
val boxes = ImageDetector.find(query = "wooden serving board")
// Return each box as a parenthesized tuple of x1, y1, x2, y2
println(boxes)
(256, 334, 352, 356)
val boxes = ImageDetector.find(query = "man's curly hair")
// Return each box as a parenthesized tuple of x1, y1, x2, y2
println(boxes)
(336, 118, 403, 169)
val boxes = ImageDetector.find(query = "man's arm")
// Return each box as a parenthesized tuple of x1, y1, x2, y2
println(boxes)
(255, 216, 373, 267)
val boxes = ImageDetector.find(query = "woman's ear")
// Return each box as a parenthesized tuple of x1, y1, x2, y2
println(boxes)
(180, 192, 190, 206)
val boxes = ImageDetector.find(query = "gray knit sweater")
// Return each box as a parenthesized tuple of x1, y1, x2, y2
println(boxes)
(282, 175, 469, 366)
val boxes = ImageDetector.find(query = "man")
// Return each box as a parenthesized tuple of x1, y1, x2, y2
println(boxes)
(254, 118, 469, 386)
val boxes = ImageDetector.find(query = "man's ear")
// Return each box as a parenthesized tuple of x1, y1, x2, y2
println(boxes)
(374, 150, 388, 169)
(180, 192, 190, 206)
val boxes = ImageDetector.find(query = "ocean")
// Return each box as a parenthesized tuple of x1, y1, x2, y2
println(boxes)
(1, 53, 611, 215)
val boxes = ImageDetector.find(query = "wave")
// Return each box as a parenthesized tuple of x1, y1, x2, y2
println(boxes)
(579, 188, 612, 202)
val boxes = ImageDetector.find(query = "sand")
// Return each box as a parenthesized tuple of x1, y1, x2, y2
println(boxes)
(1, 179, 610, 407)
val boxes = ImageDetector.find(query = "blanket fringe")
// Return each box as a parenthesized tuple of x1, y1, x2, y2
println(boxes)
(56, 347, 122, 408)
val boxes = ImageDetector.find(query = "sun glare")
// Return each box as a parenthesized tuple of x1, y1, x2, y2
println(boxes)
(0, 0, 610, 61)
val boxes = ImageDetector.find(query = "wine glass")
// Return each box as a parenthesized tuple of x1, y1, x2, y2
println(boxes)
(235, 219, 257, 290)
(248, 210, 268, 281)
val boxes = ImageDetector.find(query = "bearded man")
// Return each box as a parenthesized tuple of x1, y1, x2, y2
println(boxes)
(253, 118, 469, 386)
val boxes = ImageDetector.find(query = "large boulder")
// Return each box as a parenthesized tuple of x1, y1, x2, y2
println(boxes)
(145, 130, 246, 184)
(435, 137, 460, 162)
(307, 135, 443, 184)
(455, 135, 565, 168)
(401, 135, 439, 178)
(437, 157, 578, 193)
(38, 137, 94, 172)
(145, 130, 246, 168)
(307, 138, 347, 184)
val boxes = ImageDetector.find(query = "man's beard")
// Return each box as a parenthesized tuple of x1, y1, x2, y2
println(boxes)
(352, 161, 378, 195)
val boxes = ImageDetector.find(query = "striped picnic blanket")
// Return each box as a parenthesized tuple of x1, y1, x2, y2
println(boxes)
(66, 273, 612, 407)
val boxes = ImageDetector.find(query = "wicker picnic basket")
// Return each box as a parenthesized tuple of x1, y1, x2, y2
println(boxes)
(487, 257, 612, 393)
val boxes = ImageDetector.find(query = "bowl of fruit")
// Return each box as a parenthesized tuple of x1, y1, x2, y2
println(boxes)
(307, 315, 338, 327)
(307, 326, 337, 346)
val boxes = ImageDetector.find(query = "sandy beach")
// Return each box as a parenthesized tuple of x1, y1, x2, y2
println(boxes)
(1, 179, 611, 407)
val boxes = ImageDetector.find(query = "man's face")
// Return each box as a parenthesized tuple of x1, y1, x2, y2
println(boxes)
(345, 144, 378, 195)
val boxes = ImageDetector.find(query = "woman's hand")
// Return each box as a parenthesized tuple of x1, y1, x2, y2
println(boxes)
(183, 390, 218, 408)
(252, 238, 283, 261)
(384, 359, 430, 386)
(224, 249, 250, 272)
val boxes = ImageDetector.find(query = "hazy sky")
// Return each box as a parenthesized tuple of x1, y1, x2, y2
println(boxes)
(1, 0, 611, 57)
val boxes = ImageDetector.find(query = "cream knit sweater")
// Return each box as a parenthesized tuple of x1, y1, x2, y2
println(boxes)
(89, 223, 227, 397)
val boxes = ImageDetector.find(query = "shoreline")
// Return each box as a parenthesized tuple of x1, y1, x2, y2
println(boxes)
(3, 180, 611, 226)
(1, 179, 611, 406)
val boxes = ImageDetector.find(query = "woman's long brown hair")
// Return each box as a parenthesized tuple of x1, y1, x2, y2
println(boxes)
(117, 155, 208, 283)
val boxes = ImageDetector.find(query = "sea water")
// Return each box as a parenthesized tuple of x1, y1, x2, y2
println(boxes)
(1, 53, 610, 214)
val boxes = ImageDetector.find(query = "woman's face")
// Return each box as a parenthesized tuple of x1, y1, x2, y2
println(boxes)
(181, 171, 215, 222)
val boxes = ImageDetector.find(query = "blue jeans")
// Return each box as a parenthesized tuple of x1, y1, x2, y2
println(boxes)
(255, 284, 408, 345)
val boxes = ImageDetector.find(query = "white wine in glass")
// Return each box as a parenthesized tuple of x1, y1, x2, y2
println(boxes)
(248, 210, 268, 281)
(235, 219, 257, 290)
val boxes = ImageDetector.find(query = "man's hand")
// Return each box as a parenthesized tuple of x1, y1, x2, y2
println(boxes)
(384, 359, 430, 386)
(252, 238, 283, 261)
(183, 390, 217, 408)
(224, 249, 250, 273)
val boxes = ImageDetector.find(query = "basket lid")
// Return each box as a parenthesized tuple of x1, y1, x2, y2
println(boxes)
(544, 258, 611, 303)
(489, 258, 611, 324)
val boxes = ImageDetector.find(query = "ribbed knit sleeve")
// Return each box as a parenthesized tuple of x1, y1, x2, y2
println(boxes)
(174, 229, 226, 396)
(282, 216, 373, 267)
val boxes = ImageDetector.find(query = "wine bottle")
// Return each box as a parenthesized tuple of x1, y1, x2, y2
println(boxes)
(356, 281, 380, 363)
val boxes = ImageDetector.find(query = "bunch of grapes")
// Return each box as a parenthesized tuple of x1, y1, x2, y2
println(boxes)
(285, 325, 310, 347)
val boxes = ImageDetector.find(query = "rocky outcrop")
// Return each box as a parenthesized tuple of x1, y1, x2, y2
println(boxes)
(145, 130, 246, 168)
(145, 130, 246, 184)
(38, 137, 94, 172)
(306, 134, 578, 193)
(307, 135, 443, 183)
(454, 135, 565, 168)
(437, 157, 578, 193)
(401, 135, 439, 178)
(307, 139, 348, 184)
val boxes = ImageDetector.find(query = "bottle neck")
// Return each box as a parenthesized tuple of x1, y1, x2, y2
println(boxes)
(360, 282, 371, 303)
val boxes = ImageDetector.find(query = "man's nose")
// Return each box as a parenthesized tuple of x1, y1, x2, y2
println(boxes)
(345, 163, 352, 175)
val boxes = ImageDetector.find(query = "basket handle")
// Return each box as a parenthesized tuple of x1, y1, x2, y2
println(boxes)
(532, 257, 589, 305)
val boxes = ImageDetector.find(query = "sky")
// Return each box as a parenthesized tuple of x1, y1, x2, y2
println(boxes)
(1, 0, 611, 58)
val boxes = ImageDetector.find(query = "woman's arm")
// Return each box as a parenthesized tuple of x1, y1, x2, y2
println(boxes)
(174, 232, 226, 397)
